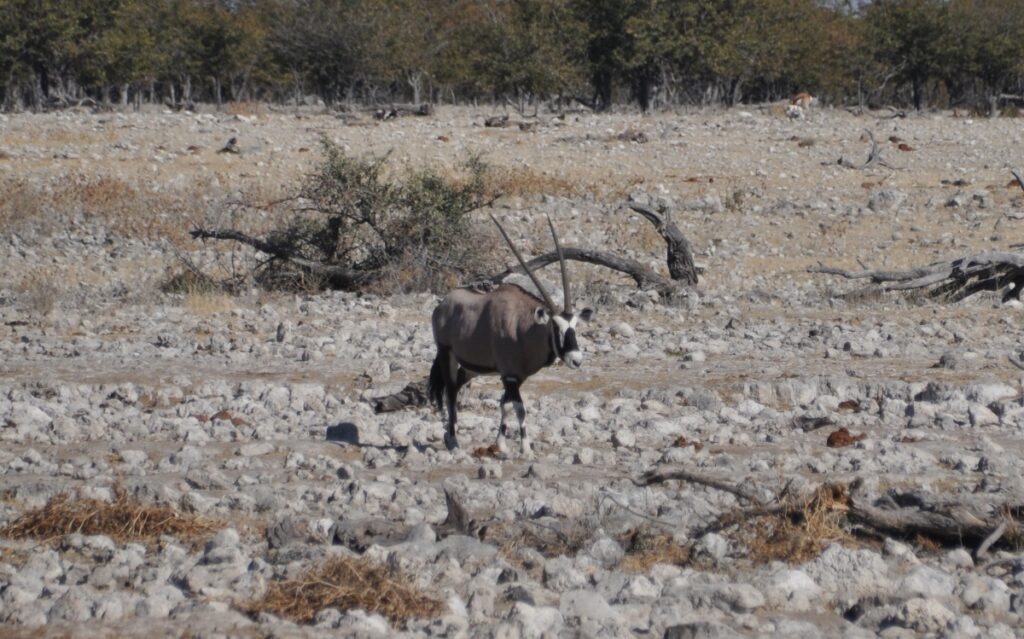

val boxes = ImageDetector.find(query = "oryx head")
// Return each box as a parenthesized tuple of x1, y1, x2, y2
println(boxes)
(491, 214, 595, 369)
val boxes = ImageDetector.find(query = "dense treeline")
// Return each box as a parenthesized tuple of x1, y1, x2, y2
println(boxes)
(1, 0, 1022, 113)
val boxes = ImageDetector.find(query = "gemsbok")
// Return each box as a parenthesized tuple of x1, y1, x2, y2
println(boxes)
(429, 215, 594, 456)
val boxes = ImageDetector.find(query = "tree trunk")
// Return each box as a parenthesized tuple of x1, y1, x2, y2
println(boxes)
(408, 70, 422, 105)
(120, 84, 129, 107)
(634, 71, 653, 113)
(730, 78, 743, 106)
(593, 70, 612, 112)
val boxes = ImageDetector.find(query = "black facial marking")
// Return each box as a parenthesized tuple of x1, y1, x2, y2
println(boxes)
(561, 327, 579, 355)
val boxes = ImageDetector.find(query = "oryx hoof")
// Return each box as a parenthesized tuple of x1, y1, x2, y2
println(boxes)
(443, 432, 460, 451)
(520, 440, 534, 460)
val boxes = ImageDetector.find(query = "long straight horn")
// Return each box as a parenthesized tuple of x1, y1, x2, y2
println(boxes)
(546, 215, 571, 312)
(490, 215, 557, 311)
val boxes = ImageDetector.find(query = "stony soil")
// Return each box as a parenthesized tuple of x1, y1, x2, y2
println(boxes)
(1, 105, 1024, 638)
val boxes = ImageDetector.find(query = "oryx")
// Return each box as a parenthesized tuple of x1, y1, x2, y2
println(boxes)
(429, 215, 594, 456)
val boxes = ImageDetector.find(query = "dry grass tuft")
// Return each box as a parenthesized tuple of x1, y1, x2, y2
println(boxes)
(1, 487, 220, 547)
(224, 101, 266, 117)
(487, 166, 579, 199)
(619, 528, 691, 572)
(162, 268, 238, 314)
(13, 268, 63, 316)
(491, 518, 594, 564)
(242, 555, 443, 626)
(734, 484, 854, 564)
(183, 290, 236, 315)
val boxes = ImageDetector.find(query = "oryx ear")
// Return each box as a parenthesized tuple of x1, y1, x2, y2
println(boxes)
(577, 307, 594, 322)
(533, 307, 550, 325)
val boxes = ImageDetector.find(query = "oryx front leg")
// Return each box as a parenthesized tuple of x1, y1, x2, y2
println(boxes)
(500, 376, 530, 458)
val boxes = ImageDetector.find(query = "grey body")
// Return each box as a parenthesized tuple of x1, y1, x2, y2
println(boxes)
(432, 284, 554, 381)
(428, 215, 594, 456)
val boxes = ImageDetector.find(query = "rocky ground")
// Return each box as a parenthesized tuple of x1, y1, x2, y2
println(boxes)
(1, 104, 1024, 638)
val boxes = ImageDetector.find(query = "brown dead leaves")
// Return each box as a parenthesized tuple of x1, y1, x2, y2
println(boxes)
(826, 427, 866, 448)
(471, 444, 502, 459)
(672, 436, 704, 451)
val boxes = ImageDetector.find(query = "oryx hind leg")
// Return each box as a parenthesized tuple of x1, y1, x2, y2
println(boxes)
(439, 349, 462, 451)
(500, 376, 530, 458)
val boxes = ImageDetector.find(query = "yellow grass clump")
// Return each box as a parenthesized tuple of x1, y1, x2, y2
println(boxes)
(242, 555, 443, 626)
(1, 487, 221, 547)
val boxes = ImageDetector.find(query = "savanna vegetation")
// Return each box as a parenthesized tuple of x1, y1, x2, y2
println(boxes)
(1, 0, 1022, 114)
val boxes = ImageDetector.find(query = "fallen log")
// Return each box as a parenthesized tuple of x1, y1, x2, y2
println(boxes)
(808, 250, 1024, 303)
(639, 465, 1023, 553)
(372, 381, 429, 413)
(373, 103, 433, 120)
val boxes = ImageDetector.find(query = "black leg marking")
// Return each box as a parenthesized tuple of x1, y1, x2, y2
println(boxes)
(500, 376, 530, 456)
(437, 348, 461, 451)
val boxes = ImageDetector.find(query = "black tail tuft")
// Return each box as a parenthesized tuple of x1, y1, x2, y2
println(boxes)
(428, 353, 445, 411)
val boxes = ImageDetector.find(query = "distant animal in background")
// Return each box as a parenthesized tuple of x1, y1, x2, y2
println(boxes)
(790, 92, 818, 110)
(429, 215, 595, 457)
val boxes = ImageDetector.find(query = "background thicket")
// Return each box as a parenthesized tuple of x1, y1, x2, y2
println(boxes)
(1, 0, 1022, 113)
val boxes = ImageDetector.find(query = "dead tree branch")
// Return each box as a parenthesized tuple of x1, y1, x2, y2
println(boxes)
(486, 201, 698, 296)
(626, 204, 699, 285)
(809, 250, 1024, 303)
(486, 246, 680, 298)
(834, 129, 898, 170)
(189, 227, 362, 289)
(635, 467, 765, 506)
(640, 468, 1024, 552)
